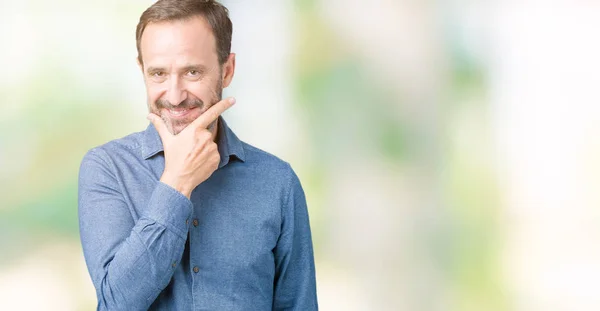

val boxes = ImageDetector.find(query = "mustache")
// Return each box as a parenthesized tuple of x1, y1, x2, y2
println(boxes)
(155, 98, 204, 110)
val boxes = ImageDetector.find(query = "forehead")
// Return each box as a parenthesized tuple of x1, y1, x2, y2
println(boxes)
(140, 16, 218, 67)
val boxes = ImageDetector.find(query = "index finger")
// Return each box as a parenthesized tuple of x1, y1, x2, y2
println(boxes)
(189, 97, 236, 130)
(147, 113, 172, 140)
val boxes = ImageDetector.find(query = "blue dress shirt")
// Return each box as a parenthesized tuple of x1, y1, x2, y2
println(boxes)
(78, 117, 318, 310)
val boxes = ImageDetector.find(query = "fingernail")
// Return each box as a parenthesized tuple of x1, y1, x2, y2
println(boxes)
(229, 97, 236, 105)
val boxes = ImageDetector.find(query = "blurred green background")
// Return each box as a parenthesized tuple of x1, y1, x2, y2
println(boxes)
(2, 0, 600, 310)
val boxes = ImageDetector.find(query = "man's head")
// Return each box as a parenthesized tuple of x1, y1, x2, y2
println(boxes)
(136, 0, 235, 135)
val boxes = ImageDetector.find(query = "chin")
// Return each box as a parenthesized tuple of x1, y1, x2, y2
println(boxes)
(168, 122, 191, 135)
(161, 115, 194, 135)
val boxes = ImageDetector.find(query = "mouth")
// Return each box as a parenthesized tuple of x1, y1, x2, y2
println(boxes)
(162, 107, 198, 119)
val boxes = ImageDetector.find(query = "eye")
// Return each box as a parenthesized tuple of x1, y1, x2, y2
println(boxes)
(187, 70, 200, 76)
(151, 71, 165, 77)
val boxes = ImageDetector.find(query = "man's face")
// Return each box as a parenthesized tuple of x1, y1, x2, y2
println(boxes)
(139, 17, 227, 135)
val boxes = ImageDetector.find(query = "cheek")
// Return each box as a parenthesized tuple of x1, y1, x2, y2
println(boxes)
(187, 79, 220, 103)
(146, 83, 164, 106)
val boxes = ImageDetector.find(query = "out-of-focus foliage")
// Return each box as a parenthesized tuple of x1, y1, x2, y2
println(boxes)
(2, 1, 600, 310)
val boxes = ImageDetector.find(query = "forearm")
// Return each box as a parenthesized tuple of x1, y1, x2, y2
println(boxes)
(80, 179, 192, 310)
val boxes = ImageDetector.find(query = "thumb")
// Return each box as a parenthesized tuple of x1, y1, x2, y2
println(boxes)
(147, 113, 171, 141)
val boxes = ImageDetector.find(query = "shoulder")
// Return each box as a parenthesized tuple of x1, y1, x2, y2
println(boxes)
(239, 142, 306, 216)
(241, 141, 294, 173)
(240, 141, 302, 191)
(80, 130, 145, 171)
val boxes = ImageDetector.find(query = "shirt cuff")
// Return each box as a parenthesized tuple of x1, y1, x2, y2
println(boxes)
(144, 181, 193, 238)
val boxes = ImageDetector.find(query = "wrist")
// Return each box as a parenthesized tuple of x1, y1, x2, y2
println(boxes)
(160, 173, 192, 199)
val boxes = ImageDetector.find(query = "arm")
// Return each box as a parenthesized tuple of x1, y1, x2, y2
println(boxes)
(78, 148, 191, 310)
(79, 98, 235, 310)
(273, 167, 319, 311)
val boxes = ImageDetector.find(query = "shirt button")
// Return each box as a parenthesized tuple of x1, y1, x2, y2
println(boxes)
(192, 219, 199, 227)
(193, 266, 199, 273)
(185, 219, 189, 226)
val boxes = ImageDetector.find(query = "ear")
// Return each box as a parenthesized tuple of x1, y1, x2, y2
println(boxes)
(221, 53, 236, 88)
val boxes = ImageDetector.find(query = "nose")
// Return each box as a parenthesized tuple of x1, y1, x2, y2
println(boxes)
(165, 75, 188, 106)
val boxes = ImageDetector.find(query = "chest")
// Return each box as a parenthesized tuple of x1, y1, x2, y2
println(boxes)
(122, 160, 283, 270)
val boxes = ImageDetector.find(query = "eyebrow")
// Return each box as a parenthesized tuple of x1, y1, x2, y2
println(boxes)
(145, 64, 208, 74)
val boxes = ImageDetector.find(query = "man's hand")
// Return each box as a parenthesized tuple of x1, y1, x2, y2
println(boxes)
(147, 97, 236, 198)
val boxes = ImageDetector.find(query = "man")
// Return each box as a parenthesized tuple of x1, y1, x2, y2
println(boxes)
(78, 0, 318, 310)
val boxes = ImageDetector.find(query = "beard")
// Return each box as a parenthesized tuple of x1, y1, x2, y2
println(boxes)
(152, 78, 223, 135)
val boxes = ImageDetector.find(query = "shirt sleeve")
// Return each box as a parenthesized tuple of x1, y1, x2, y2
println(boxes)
(78, 148, 191, 311)
(272, 166, 319, 310)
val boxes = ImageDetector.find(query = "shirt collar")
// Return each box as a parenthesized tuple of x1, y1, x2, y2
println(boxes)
(141, 116, 246, 168)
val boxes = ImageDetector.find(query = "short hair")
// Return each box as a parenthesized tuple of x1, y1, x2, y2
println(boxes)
(136, 0, 232, 65)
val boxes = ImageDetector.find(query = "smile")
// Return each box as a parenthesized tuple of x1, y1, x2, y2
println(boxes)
(164, 107, 197, 118)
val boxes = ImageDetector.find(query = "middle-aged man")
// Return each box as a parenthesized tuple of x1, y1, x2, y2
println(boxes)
(77, 0, 318, 310)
